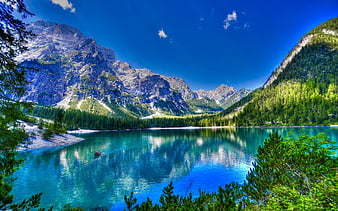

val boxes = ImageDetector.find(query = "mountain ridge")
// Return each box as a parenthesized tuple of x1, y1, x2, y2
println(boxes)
(215, 17, 338, 126)
(19, 20, 249, 117)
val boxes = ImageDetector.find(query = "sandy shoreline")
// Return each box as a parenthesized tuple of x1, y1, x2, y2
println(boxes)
(18, 134, 84, 151)
(18, 125, 85, 151)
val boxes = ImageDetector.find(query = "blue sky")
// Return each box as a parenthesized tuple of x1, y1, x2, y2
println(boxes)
(25, 0, 337, 91)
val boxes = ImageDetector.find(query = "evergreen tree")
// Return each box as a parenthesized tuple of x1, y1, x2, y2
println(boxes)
(0, 0, 43, 209)
(242, 132, 337, 209)
(124, 132, 337, 210)
(53, 109, 66, 134)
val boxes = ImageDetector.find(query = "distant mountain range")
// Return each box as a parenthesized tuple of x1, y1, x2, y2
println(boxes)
(18, 21, 250, 117)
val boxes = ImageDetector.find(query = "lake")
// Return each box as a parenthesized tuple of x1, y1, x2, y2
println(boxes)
(12, 127, 338, 210)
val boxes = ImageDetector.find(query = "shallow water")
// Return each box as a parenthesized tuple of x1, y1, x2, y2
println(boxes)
(12, 127, 338, 210)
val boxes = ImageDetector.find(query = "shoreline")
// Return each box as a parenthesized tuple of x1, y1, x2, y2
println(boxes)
(18, 125, 85, 151)
(67, 125, 337, 134)
(18, 134, 85, 151)
(19, 125, 336, 151)
(67, 129, 105, 134)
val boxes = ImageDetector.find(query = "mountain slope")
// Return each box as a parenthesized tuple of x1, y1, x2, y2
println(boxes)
(193, 85, 251, 111)
(18, 21, 249, 117)
(17, 21, 193, 117)
(216, 17, 338, 126)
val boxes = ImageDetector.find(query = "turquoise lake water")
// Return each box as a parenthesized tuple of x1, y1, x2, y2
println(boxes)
(12, 127, 338, 210)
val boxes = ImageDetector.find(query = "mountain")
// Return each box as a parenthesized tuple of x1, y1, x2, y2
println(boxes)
(216, 17, 338, 126)
(196, 84, 235, 103)
(185, 85, 252, 113)
(195, 85, 251, 109)
(18, 21, 249, 117)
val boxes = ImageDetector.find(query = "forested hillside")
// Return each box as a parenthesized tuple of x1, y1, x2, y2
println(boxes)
(214, 17, 338, 126)
(30, 106, 204, 130)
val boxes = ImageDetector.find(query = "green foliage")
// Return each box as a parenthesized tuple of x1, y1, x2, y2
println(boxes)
(219, 88, 261, 117)
(307, 17, 338, 36)
(40, 110, 66, 140)
(213, 182, 243, 210)
(53, 110, 66, 134)
(98, 71, 118, 82)
(231, 81, 338, 126)
(153, 99, 186, 116)
(264, 175, 338, 210)
(0, 127, 26, 208)
(124, 192, 138, 211)
(0, 0, 39, 209)
(60, 204, 85, 211)
(9, 193, 44, 211)
(103, 99, 140, 118)
(124, 132, 337, 210)
(186, 98, 224, 113)
(79, 97, 111, 116)
(219, 90, 251, 110)
(0, 1, 33, 102)
(158, 181, 180, 210)
(38, 118, 44, 129)
(125, 103, 151, 117)
(30, 106, 208, 130)
(42, 125, 54, 140)
(123, 181, 243, 211)
(242, 132, 337, 209)
(38, 56, 60, 65)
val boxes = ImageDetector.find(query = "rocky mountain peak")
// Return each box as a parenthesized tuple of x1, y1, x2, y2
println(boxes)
(18, 20, 249, 117)
(28, 20, 85, 39)
(195, 84, 236, 102)
(162, 76, 197, 100)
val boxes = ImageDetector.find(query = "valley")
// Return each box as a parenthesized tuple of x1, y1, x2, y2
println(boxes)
(22, 18, 338, 129)
(0, 1, 337, 210)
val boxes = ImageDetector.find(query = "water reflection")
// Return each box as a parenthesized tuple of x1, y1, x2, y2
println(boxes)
(13, 127, 338, 210)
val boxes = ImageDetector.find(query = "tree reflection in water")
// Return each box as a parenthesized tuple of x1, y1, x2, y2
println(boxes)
(13, 127, 337, 210)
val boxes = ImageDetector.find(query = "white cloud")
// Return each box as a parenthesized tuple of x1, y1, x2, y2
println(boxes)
(223, 10, 237, 30)
(50, 0, 76, 13)
(226, 11, 237, 22)
(223, 22, 231, 30)
(158, 29, 168, 39)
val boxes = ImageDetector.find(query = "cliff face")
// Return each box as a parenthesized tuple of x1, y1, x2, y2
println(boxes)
(19, 21, 248, 117)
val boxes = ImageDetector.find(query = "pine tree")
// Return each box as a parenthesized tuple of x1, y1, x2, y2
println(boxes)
(0, 0, 43, 209)
(242, 132, 337, 209)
